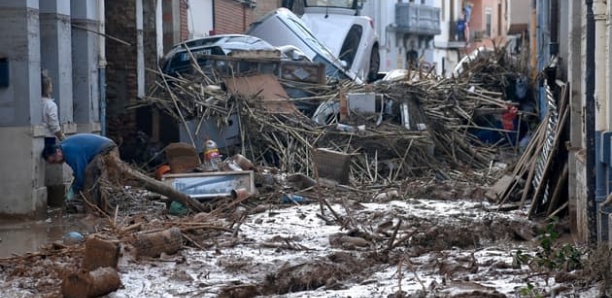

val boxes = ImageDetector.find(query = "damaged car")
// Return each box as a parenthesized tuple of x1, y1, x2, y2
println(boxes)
(281, 0, 380, 82)
(246, 7, 361, 83)
(161, 34, 308, 76)
(161, 34, 274, 76)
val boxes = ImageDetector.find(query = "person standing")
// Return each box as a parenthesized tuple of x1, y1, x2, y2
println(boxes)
(457, 15, 466, 41)
(463, 3, 473, 44)
(41, 70, 66, 141)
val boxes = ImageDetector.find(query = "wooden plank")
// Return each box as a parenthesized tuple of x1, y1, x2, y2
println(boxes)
(223, 74, 297, 114)
(546, 163, 569, 216)
(528, 83, 569, 217)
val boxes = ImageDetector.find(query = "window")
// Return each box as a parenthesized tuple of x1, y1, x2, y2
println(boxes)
(485, 8, 492, 37)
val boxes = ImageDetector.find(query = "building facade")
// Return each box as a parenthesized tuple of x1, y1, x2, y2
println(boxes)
(104, 0, 275, 165)
(362, 0, 508, 77)
(0, 0, 280, 216)
(361, 0, 441, 74)
(0, 0, 102, 216)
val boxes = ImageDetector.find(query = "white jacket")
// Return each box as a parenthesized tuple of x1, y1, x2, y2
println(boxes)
(41, 97, 61, 134)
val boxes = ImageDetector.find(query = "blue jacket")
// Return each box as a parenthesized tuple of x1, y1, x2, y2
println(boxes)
(59, 134, 116, 192)
(464, 6, 472, 23)
(457, 19, 466, 32)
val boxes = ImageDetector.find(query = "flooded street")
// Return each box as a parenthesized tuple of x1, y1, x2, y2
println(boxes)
(0, 210, 96, 258)
(0, 191, 600, 297)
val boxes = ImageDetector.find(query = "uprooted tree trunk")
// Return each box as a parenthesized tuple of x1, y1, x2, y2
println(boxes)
(132, 227, 183, 258)
(61, 267, 122, 298)
(81, 236, 121, 272)
(102, 149, 207, 213)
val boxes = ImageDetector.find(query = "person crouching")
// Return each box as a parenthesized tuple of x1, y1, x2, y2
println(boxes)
(41, 133, 122, 213)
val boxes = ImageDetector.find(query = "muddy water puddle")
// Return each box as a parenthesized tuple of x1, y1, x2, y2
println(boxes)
(0, 210, 97, 258)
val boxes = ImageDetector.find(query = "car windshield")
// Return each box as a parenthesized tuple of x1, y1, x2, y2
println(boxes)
(282, 16, 351, 80)
(163, 46, 225, 75)
(313, 55, 348, 81)
(305, 0, 358, 9)
(284, 17, 338, 61)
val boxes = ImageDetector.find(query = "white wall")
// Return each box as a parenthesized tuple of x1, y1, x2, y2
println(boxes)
(187, 0, 213, 39)
(362, 0, 444, 72)
(361, 0, 410, 72)
(432, 0, 463, 76)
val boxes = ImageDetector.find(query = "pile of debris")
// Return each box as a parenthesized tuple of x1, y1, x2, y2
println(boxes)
(0, 47, 584, 297)
(490, 78, 570, 219)
(145, 46, 532, 187)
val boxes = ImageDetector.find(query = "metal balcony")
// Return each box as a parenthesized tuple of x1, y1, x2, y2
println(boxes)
(395, 3, 441, 36)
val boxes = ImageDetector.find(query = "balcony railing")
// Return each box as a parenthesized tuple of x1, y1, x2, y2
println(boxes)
(395, 3, 441, 36)
(445, 22, 467, 48)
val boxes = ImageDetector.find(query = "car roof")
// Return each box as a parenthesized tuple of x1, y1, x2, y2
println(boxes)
(161, 34, 276, 75)
(164, 34, 274, 60)
(302, 0, 360, 9)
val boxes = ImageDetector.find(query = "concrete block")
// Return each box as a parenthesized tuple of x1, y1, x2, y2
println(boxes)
(0, 127, 47, 216)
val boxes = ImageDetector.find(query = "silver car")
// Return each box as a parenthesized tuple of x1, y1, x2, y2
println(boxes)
(161, 34, 277, 75)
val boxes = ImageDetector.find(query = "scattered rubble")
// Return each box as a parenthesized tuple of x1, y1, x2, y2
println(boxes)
(0, 46, 596, 297)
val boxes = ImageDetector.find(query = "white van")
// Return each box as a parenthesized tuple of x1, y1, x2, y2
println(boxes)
(246, 8, 362, 84)
(284, 0, 380, 82)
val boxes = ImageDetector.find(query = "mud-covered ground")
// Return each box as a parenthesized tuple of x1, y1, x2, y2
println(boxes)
(0, 181, 602, 298)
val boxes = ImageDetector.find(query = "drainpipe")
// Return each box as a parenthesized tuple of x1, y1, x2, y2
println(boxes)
(98, 0, 107, 136)
(530, 0, 537, 82)
(594, 0, 608, 213)
(211, 0, 216, 34)
(242, 2, 247, 32)
(537, 0, 551, 121)
(607, 0, 612, 199)
(549, 0, 558, 56)
(586, 0, 598, 245)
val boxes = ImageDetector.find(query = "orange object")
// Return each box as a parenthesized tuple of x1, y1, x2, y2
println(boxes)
(501, 105, 518, 130)
(155, 165, 171, 180)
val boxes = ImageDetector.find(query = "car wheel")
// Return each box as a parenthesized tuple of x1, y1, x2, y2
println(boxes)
(368, 45, 380, 83)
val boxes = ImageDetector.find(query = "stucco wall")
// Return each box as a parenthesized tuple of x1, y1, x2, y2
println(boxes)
(188, 0, 214, 38)
(509, 0, 530, 26)
(468, 0, 507, 39)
